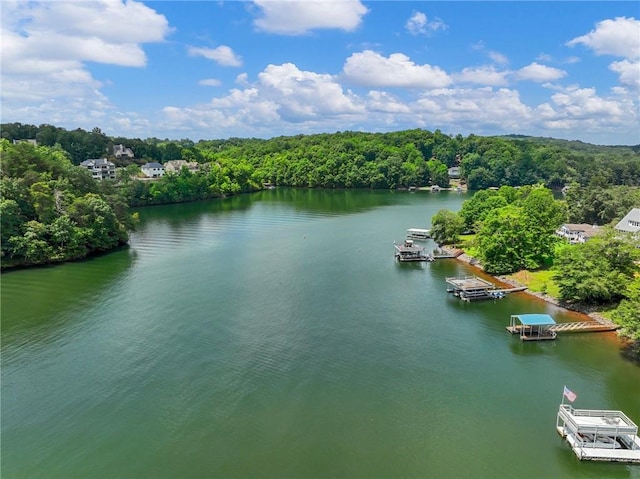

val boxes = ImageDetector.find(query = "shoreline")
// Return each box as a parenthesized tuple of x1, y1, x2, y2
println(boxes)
(439, 245, 615, 326)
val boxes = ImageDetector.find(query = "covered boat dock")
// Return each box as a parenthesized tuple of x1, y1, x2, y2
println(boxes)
(556, 404, 640, 463)
(394, 239, 433, 262)
(506, 313, 557, 341)
(406, 228, 431, 240)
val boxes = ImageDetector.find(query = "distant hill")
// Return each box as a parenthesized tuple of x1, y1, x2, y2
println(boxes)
(500, 134, 640, 154)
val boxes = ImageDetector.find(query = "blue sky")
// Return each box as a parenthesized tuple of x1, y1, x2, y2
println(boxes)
(2, 1, 639, 145)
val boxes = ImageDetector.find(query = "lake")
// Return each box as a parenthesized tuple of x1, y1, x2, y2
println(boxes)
(2, 188, 639, 479)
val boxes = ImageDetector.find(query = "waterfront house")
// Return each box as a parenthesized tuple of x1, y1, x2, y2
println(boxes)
(141, 162, 165, 178)
(556, 223, 601, 244)
(614, 208, 640, 235)
(448, 167, 461, 179)
(80, 158, 116, 181)
(113, 144, 134, 159)
(164, 160, 199, 174)
(13, 139, 38, 146)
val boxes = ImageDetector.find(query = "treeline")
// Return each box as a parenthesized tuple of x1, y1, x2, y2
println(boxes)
(0, 140, 133, 268)
(430, 185, 640, 340)
(118, 162, 260, 207)
(3, 123, 639, 190)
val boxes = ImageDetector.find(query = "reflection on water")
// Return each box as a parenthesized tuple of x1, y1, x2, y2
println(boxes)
(2, 189, 639, 479)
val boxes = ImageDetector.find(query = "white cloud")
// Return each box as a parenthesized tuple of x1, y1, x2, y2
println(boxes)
(534, 86, 636, 137)
(252, 0, 368, 35)
(188, 45, 242, 67)
(515, 62, 567, 82)
(609, 60, 640, 90)
(405, 11, 447, 35)
(488, 51, 509, 65)
(366, 91, 411, 113)
(567, 17, 640, 60)
(199, 79, 222, 87)
(161, 62, 363, 136)
(0, 0, 172, 130)
(472, 41, 509, 65)
(342, 50, 451, 88)
(452, 65, 509, 86)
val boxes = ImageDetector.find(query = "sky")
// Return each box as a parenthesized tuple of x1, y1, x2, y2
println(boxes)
(1, 1, 639, 145)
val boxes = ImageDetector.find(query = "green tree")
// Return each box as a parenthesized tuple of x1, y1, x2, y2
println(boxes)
(553, 232, 639, 304)
(611, 276, 640, 340)
(431, 209, 464, 245)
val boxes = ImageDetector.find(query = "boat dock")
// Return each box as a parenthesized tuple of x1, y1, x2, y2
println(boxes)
(406, 228, 431, 240)
(445, 276, 526, 301)
(394, 239, 434, 262)
(507, 314, 557, 341)
(556, 404, 640, 463)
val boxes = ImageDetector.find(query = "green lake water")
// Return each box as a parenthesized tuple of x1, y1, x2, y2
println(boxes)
(2, 188, 639, 479)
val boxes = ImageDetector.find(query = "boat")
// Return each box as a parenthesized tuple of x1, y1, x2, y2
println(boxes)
(394, 239, 434, 262)
(578, 433, 622, 449)
(406, 228, 431, 240)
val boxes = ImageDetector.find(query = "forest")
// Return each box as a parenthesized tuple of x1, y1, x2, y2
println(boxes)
(430, 185, 640, 342)
(1, 122, 638, 269)
(2, 123, 639, 345)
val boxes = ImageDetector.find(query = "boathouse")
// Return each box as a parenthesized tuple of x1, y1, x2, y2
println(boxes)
(406, 228, 431, 240)
(394, 239, 433, 262)
(445, 276, 497, 301)
(557, 404, 640, 463)
(506, 313, 557, 341)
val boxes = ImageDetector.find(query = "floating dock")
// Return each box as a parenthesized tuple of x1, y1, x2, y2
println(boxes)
(445, 276, 526, 301)
(556, 404, 640, 463)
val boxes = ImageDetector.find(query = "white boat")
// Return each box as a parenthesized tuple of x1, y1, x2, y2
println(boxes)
(578, 433, 622, 449)
(406, 228, 431, 240)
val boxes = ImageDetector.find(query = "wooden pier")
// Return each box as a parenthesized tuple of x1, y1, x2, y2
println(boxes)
(550, 321, 619, 333)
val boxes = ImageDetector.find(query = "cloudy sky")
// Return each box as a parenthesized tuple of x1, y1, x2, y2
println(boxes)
(1, 1, 639, 144)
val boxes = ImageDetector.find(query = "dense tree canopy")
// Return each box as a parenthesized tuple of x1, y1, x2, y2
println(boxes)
(0, 140, 131, 268)
(553, 230, 639, 304)
(4, 123, 639, 191)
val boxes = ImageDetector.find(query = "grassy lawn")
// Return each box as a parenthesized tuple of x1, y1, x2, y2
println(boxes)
(506, 269, 561, 298)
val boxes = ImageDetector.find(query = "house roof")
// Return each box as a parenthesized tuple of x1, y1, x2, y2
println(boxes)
(561, 224, 600, 236)
(614, 208, 640, 233)
(512, 314, 556, 326)
(81, 158, 114, 166)
(143, 162, 164, 168)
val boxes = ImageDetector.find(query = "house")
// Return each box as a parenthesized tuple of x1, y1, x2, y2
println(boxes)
(614, 208, 640, 235)
(164, 160, 199, 174)
(13, 139, 37, 146)
(113, 144, 134, 159)
(141, 162, 165, 178)
(80, 158, 116, 181)
(448, 167, 461, 179)
(555, 223, 601, 244)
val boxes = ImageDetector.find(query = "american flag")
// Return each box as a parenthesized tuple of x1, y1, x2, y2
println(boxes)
(563, 386, 577, 402)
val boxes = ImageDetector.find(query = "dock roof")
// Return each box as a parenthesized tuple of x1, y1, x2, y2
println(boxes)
(512, 314, 556, 325)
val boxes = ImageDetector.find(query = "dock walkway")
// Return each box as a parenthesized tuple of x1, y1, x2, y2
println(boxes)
(550, 321, 619, 333)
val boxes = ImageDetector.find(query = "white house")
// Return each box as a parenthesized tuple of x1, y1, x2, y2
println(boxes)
(113, 144, 134, 159)
(555, 223, 601, 244)
(80, 158, 116, 181)
(141, 162, 165, 178)
(614, 208, 640, 235)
